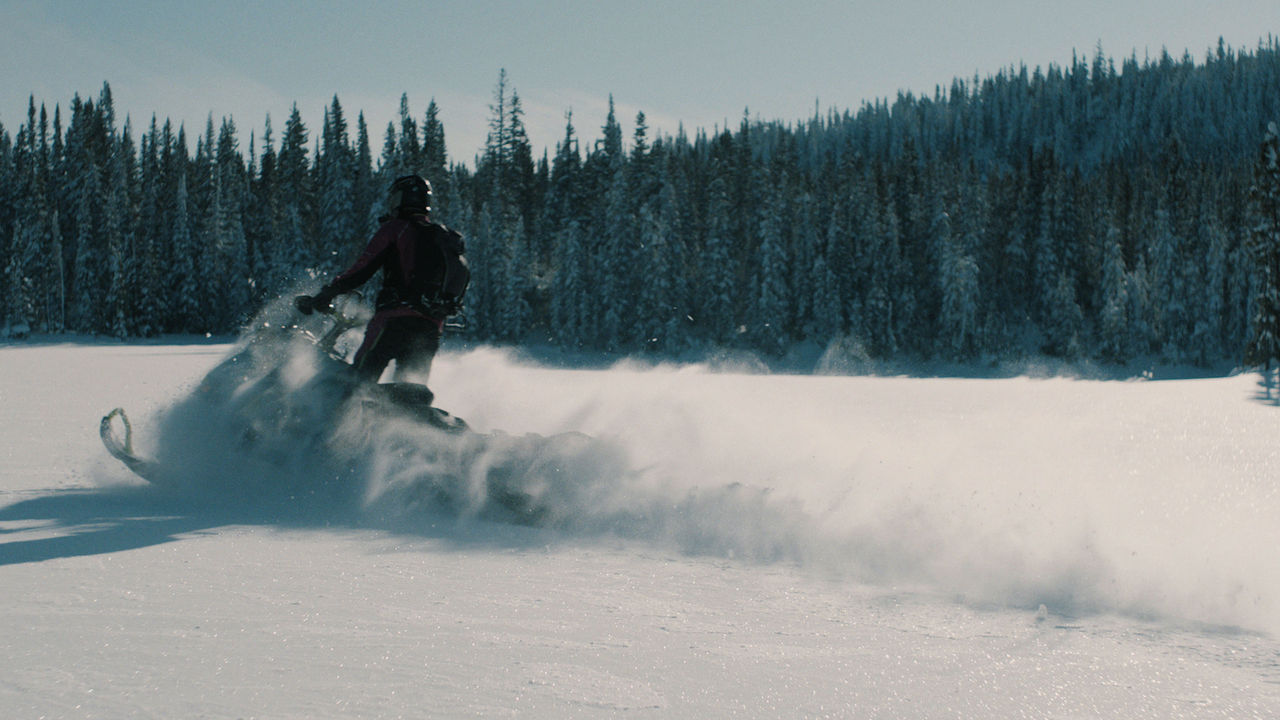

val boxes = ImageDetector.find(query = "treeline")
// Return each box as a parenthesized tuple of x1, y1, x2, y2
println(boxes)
(4, 41, 1280, 366)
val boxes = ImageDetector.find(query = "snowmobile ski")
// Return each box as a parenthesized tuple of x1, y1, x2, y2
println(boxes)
(100, 407, 164, 484)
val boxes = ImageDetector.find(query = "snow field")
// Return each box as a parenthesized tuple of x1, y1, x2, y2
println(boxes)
(2, 341, 1280, 717)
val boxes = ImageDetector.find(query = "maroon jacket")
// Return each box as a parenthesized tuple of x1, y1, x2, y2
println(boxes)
(324, 213, 459, 324)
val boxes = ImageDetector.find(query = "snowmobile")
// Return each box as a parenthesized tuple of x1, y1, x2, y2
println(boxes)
(100, 295, 620, 525)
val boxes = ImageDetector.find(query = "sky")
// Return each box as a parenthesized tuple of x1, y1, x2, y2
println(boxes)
(2, 1, 1278, 166)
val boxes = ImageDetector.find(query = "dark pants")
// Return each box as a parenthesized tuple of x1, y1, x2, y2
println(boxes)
(352, 313, 442, 383)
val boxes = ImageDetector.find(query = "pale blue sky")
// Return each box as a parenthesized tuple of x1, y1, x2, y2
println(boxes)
(2, 1, 1277, 163)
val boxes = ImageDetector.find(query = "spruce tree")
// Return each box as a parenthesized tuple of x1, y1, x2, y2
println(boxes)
(1045, 270, 1085, 358)
(550, 218, 588, 349)
(1150, 206, 1189, 360)
(317, 97, 357, 266)
(352, 113, 378, 237)
(636, 179, 683, 353)
(276, 105, 313, 281)
(70, 166, 101, 333)
(1098, 223, 1130, 362)
(1246, 121, 1280, 369)
(700, 172, 737, 345)
(101, 148, 130, 339)
(939, 216, 981, 358)
(0, 121, 12, 329)
(46, 209, 66, 333)
(753, 184, 790, 355)
(397, 93, 421, 174)
(807, 193, 843, 343)
(597, 163, 631, 350)
(421, 100, 448, 212)
(5, 213, 34, 336)
(547, 116, 587, 348)
(1191, 205, 1229, 365)
(170, 173, 200, 332)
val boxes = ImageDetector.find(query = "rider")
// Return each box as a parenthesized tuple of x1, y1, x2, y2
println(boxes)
(297, 175, 468, 398)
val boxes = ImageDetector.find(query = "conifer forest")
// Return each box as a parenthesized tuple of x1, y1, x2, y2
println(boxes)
(5, 41, 1280, 367)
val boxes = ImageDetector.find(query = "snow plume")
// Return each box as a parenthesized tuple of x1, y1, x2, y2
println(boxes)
(135, 314, 1280, 634)
(430, 351, 1280, 634)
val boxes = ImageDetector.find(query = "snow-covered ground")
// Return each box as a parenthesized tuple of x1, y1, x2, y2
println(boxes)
(3, 338, 1280, 718)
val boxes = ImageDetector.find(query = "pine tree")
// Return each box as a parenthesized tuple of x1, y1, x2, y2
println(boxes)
(70, 166, 101, 333)
(1246, 121, 1280, 368)
(1094, 221, 1128, 361)
(7, 127, 49, 335)
(494, 212, 531, 341)
(807, 194, 843, 343)
(753, 183, 790, 355)
(700, 172, 737, 344)
(170, 173, 200, 332)
(46, 209, 66, 333)
(506, 91, 536, 224)
(1191, 205, 1229, 365)
(1150, 206, 1190, 360)
(1045, 270, 1085, 358)
(244, 117, 273, 300)
(938, 214, 981, 358)
(1032, 184, 1062, 326)
(397, 93, 421, 174)
(103, 185, 128, 339)
(466, 204, 496, 337)
(422, 99, 448, 211)
(276, 105, 313, 282)
(636, 179, 684, 352)
(879, 204, 915, 355)
(547, 115, 587, 348)
(0, 120, 13, 330)
(597, 162, 631, 350)
(133, 120, 164, 336)
(317, 97, 357, 267)
(215, 118, 251, 328)
(352, 113, 378, 239)
(5, 212, 35, 336)
(550, 218, 588, 349)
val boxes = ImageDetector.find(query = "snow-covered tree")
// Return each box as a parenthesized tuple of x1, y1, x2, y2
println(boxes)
(421, 100, 448, 213)
(5, 212, 36, 336)
(550, 218, 588, 348)
(2, 40, 1280, 362)
(70, 166, 101, 333)
(1246, 121, 1280, 368)
(1150, 206, 1190, 360)
(100, 156, 130, 340)
(1098, 223, 1130, 362)
(317, 97, 357, 267)
(170, 173, 200, 333)
(596, 163, 632, 350)
(752, 184, 791, 355)
(699, 173, 737, 345)
(1191, 207, 1229, 365)
(1044, 270, 1085, 358)
(939, 227, 981, 357)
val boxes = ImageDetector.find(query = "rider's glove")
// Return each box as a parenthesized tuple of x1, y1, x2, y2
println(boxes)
(295, 291, 334, 316)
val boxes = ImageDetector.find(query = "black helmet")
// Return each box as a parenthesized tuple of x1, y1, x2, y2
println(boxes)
(388, 174, 433, 213)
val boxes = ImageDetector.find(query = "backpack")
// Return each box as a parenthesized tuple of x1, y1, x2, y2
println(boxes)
(414, 220, 470, 317)
(434, 224, 471, 312)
